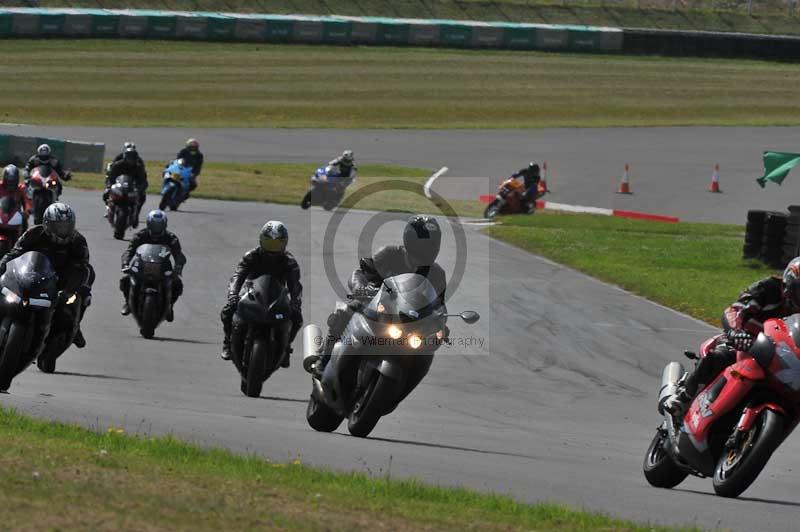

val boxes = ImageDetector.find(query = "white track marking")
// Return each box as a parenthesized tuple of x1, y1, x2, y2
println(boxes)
(423, 166, 449, 199)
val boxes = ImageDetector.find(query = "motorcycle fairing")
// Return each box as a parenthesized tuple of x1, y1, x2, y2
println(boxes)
(235, 274, 291, 324)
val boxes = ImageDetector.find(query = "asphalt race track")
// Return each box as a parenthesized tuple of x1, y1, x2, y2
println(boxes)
(3, 124, 800, 224)
(0, 185, 799, 530)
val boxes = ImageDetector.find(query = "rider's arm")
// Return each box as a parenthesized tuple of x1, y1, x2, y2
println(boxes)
(194, 153, 203, 176)
(227, 249, 257, 300)
(168, 234, 186, 275)
(285, 253, 303, 313)
(62, 235, 90, 296)
(723, 276, 783, 331)
(121, 231, 144, 269)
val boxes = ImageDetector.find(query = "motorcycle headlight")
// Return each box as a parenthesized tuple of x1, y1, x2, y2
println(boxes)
(408, 334, 423, 350)
(66, 294, 77, 305)
(436, 330, 444, 340)
(387, 325, 402, 340)
(2, 287, 20, 304)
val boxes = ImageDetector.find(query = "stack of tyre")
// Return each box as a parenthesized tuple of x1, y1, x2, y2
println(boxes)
(744, 209, 800, 269)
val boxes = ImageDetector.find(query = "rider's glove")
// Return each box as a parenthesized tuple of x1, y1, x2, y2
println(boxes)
(62, 171, 72, 181)
(728, 329, 755, 352)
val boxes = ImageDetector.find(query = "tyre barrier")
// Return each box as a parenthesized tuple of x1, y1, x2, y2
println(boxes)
(745, 208, 800, 271)
(0, 8, 624, 53)
(0, 133, 104, 173)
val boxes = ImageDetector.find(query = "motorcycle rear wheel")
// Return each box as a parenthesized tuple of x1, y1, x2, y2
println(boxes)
(244, 337, 269, 398)
(347, 372, 401, 438)
(0, 322, 27, 390)
(300, 192, 312, 210)
(306, 391, 344, 432)
(643, 428, 688, 489)
(713, 409, 784, 498)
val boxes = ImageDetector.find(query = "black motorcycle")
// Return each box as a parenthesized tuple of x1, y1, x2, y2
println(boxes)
(230, 274, 293, 398)
(303, 273, 480, 437)
(0, 251, 58, 389)
(106, 174, 139, 240)
(124, 244, 174, 339)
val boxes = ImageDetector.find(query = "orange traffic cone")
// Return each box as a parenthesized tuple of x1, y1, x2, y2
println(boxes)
(709, 164, 721, 193)
(616, 164, 632, 194)
(539, 161, 549, 193)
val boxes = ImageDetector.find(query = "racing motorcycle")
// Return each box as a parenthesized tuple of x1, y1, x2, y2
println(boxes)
(159, 159, 193, 211)
(27, 165, 61, 225)
(0, 196, 26, 257)
(644, 316, 800, 497)
(230, 274, 293, 398)
(483, 177, 547, 220)
(106, 174, 139, 240)
(0, 251, 58, 389)
(123, 244, 175, 339)
(300, 165, 354, 211)
(302, 273, 480, 437)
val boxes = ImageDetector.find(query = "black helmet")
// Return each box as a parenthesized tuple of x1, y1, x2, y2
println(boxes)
(2, 165, 19, 191)
(146, 210, 167, 237)
(123, 146, 138, 163)
(528, 162, 540, 174)
(43, 202, 76, 245)
(403, 215, 441, 267)
(784, 258, 800, 309)
(259, 220, 288, 254)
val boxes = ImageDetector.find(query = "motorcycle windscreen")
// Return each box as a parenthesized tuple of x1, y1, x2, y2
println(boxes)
(784, 314, 800, 349)
(365, 273, 441, 323)
(135, 244, 171, 279)
(0, 196, 18, 216)
(2, 251, 58, 298)
(236, 274, 291, 323)
(115, 174, 135, 192)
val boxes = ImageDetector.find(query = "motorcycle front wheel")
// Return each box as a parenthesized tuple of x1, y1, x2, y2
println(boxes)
(139, 293, 160, 339)
(300, 191, 312, 210)
(713, 409, 784, 498)
(643, 427, 688, 488)
(0, 321, 27, 389)
(244, 337, 269, 398)
(347, 371, 402, 438)
(113, 207, 128, 240)
(484, 199, 501, 220)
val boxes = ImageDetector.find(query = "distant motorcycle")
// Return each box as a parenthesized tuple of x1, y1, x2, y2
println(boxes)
(123, 244, 175, 339)
(27, 165, 61, 225)
(106, 174, 139, 240)
(230, 274, 293, 398)
(644, 316, 800, 497)
(300, 165, 354, 211)
(483, 177, 547, 220)
(159, 159, 193, 211)
(0, 197, 26, 257)
(0, 251, 58, 388)
(302, 273, 480, 437)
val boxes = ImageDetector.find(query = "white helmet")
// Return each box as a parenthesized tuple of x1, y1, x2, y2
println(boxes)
(342, 150, 354, 163)
(37, 144, 51, 158)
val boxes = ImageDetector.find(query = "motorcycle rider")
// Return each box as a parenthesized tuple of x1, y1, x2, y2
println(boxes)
(664, 257, 800, 420)
(120, 210, 186, 322)
(315, 215, 446, 371)
(176, 139, 203, 195)
(511, 162, 541, 211)
(327, 150, 357, 183)
(1, 165, 33, 228)
(25, 144, 72, 182)
(112, 141, 145, 167)
(220, 221, 303, 367)
(0, 202, 93, 349)
(105, 145, 148, 224)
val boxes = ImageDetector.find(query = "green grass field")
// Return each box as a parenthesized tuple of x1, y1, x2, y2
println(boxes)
(72, 161, 485, 217)
(485, 213, 774, 324)
(2, 40, 799, 128)
(16, 0, 800, 36)
(0, 406, 697, 531)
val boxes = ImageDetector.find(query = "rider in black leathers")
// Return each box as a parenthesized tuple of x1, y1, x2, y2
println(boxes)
(25, 144, 71, 182)
(105, 147, 148, 223)
(0, 202, 93, 350)
(176, 139, 203, 195)
(120, 210, 186, 321)
(511, 162, 541, 209)
(220, 221, 303, 367)
(318, 215, 446, 368)
(112, 141, 145, 167)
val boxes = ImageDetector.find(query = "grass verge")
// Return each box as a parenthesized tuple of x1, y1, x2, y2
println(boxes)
(0, 405, 696, 531)
(485, 213, 774, 324)
(2, 40, 800, 128)
(20, 0, 800, 36)
(71, 161, 485, 217)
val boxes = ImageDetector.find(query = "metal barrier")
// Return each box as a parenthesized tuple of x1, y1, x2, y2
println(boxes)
(0, 134, 105, 173)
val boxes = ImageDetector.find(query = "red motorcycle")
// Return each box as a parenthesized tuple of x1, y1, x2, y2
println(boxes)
(0, 196, 25, 257)
(27, 165, 61, 225)
(483, 177, 547, 220)
(644, 315, 800, 497)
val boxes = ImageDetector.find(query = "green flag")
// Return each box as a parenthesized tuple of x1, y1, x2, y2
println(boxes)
(757, 151, 800, 188)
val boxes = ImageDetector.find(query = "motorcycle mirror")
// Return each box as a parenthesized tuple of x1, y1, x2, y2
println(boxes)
(459, 311, 480, 324)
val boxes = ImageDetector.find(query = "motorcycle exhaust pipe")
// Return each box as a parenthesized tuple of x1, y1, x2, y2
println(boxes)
(302, 324, 324, 374)
(657, 361, 685, 415)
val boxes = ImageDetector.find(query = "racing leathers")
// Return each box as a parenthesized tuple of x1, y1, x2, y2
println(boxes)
(320, 245, 447, 366)
(0, 225, 94, 350)
(26, 155, 70, 182)
(120, 229, 186, 312)
(220, 248, 303, 365)
(327, 156, 357, 182)
(105, 158, 148, 220)
(511, 166, 541, 206)
(176, 147, 203, 193)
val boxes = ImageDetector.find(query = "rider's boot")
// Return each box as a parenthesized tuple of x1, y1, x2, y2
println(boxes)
(166, 304, 174, 322)
(72, 328, 86, 349)
(663, 387, 692, 423)
(281, 347, 292, 368)
(121, 301, 131, 316)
